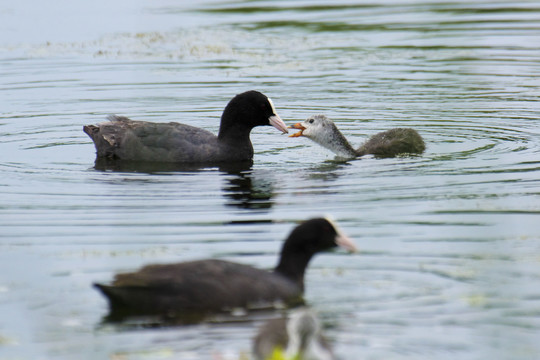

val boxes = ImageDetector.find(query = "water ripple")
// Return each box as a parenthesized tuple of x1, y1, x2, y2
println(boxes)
(1, 0, 540, 359)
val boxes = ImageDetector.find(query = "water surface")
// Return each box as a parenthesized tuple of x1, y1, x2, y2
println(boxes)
(1, 1, 540, 359)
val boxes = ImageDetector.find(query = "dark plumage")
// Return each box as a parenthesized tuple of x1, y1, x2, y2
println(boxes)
(93, 218, 356, 320)
(290, 114, 425, 159)
(356, 127, 426, 157)
(83, 90, 288, 163)
(253, 308, 335, 360)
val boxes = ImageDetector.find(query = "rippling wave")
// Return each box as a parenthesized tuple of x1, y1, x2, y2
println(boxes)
(1, 0, 540, 359)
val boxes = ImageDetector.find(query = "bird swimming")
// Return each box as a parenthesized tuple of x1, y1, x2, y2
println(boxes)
(253, 308, 335, 360)
(289, 114, 425, 159)
(84, 90, 288, 163)
(93, 217, 356, 321)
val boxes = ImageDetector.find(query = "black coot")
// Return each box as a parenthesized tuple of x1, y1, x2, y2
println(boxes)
(84, 90, 288, 163)
(93, 218, 356, 320)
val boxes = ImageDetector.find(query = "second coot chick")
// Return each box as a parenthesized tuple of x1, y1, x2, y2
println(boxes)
(83, 90, 288, 163)
(93, 218, 356, 319)
(253, 308, 335, 360)
(290, 114, 425, 159)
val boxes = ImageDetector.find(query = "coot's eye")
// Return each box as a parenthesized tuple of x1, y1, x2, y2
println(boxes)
(308, 119, 314, 124)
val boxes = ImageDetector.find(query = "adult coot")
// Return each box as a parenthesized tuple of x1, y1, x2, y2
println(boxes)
(253, 308, 335, 360)
(93, 218, 356, 320)
(83, 90, 288, 163)
(290, 114, 425, 158)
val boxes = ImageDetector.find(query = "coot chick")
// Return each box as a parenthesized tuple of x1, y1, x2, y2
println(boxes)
(83, 90, 288, 163)
(290, 114, 425, 159)
(253, 308, 335, 360)
(93, 218, 356, 319)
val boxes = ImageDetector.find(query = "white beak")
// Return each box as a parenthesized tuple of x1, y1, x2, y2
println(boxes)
(269, 114, 289, 134)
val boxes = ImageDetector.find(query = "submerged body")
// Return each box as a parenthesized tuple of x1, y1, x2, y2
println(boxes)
(83, 90, 288, 163)
(93, 218, 356, 320)
(290, 114, 425, 159)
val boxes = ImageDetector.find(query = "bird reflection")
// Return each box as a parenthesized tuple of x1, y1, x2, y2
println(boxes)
(222, 169, 275, 210)
(91, 158, 275, 210)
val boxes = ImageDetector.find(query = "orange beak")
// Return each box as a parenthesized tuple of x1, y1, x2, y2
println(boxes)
(288, 123, 306, 138)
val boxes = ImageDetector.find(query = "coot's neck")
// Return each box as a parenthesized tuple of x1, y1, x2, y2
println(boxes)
(312, 126, 357, 158)
(328, 131, 357, 158)
(274, 249, 314, 292)
(220, 119, 254, 138)
(217, 113, 255, 156)
(218, 102, 250, 138)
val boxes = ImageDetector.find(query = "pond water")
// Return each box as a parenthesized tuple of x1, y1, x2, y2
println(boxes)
(1, 0, 540, 359)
